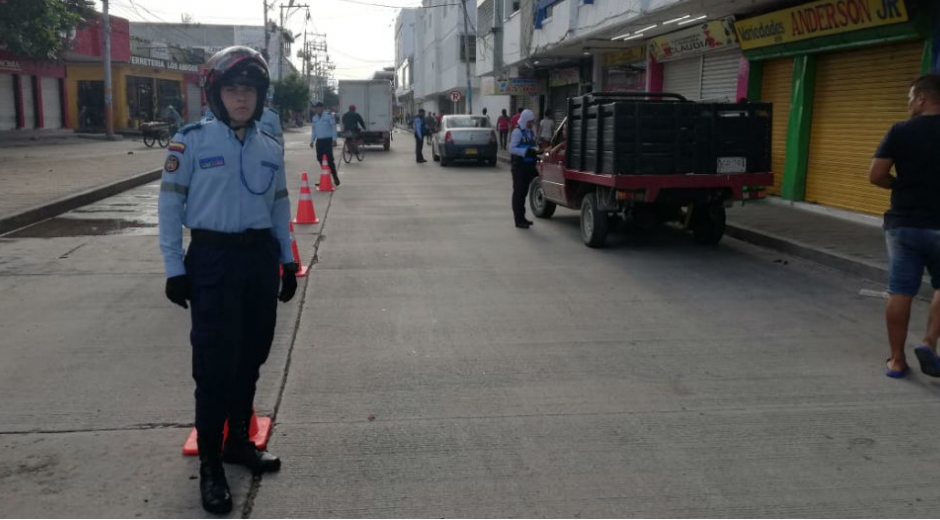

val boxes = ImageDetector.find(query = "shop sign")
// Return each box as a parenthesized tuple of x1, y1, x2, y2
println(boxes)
(549, 67, 580, 87)
(131, 55, 199, 73)
(734, 0, 909, 50)
(648, 17, 738, 62)
(493, 77, 543, 95)
(603, 47, 646, 67)
(0, 59, 21, 71)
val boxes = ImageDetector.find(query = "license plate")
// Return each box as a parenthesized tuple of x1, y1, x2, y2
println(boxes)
(717, 156, 746, 173)
(465, 148, 477, 155)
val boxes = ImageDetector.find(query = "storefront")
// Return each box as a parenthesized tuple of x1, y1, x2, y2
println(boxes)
(66, 56, 200, 132)
(650, 17, 743, 102)
(548, 66, 580, 124)
(601, 47, 647, 94)
(737, 0, 929, 214)
(0, 51, 67, 130)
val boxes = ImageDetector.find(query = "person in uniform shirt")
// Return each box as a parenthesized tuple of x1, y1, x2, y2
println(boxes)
(414, 108, 427, 163)
(310, 101, 340, 186)
(259, 99, 284, 149)
(508, 109, 539, 229)
(157, 45, 296, 515)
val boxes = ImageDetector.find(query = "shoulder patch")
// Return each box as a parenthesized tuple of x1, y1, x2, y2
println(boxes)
(164, 155, 180, 173)
(168, 141, 186, 153)
(178, 122, 203, 135)
(267, 107, 279, 116)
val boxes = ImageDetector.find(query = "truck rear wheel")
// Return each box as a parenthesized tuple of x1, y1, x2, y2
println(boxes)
(692, 203, 726, 245)
(580, 192, 609, 248)
(529, 178, 556, 219)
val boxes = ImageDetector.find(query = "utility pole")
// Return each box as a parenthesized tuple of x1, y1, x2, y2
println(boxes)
(263, 1, 270, 62)
(460, 0, 473, 114)
(277, 2, 310, 83)
(102, 0, 114, 139)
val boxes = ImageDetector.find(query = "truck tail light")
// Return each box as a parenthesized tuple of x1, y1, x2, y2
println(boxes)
(445, 131, 453, 143)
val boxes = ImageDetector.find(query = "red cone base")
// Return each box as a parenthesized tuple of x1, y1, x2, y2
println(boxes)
(182, 411, 273, 456)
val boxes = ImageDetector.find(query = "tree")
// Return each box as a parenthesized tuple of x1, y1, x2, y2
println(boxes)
(0, 0, 96, 60)
(271, 73, 310, 121)
(322, 86, 339, 111)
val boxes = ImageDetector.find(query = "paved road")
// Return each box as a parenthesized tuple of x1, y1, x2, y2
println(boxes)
(3, 129, 940, 517)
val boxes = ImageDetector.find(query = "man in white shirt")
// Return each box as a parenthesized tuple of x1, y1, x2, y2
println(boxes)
(538, 109, 554, 148)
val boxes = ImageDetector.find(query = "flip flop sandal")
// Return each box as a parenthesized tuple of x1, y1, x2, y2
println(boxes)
(885, 358, 910, 379)
(914, 346, 940, 377)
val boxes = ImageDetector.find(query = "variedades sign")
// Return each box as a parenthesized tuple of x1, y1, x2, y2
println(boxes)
(734, 0, 909, 50)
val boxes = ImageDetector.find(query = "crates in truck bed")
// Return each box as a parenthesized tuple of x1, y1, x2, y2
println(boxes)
(565, 92, 771, 175)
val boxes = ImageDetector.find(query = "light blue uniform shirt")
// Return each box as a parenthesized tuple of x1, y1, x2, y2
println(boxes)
(310, 112, 337, 142)
(157, 119, 293, 277)
(259, 107, 284, 147)
(414, 116, 424, 139)
(509, 127, 537, 162)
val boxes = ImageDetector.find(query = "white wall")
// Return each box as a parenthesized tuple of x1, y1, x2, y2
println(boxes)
(477, 33, 495, 75)
(395, 9, 417, 66)
(530, 0, 651, 54)
(503, 11, 523, 67)
(476, 94, 510, 118)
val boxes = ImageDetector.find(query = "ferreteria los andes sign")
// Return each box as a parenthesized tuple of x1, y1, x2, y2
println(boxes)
(734, 0, 909, 50)
(131, 55, 200, 73)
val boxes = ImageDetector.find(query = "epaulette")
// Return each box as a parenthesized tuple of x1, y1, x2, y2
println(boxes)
(178, 121, 204, 135)
(259, 128, 279, 141)
(266, 107, 279, 116)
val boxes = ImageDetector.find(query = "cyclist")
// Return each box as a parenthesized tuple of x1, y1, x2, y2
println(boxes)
(341, 105, 367, 153)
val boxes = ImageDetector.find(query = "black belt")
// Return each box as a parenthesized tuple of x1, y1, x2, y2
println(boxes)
(191, 228, 272, 247)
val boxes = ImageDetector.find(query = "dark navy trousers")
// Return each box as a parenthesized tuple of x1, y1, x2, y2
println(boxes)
(184, 235, 281, 439)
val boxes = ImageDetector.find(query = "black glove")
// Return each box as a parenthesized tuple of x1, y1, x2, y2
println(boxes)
(165, 275, 190, 309)
(279, 268, 297, 303)
(525, 147, 539, 159)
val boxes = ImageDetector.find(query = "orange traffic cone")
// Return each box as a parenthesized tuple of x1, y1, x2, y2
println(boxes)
(289, 221, 309, 278)
(182, 407, 273, 455)
(317, 154, 335, 192)
(293, 172, 319, 224)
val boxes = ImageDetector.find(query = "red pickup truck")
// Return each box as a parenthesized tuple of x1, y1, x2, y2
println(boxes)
(529, 92, 773, 247)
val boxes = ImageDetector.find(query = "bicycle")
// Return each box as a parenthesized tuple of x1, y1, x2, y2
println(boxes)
(341, 132, 364, 163)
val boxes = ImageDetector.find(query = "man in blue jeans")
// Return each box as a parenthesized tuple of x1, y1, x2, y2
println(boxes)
(870, 74, 940, 378)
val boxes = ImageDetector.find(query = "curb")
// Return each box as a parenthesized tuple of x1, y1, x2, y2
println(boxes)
(725, 222, 887, 283)
(0, 168, 163, 236)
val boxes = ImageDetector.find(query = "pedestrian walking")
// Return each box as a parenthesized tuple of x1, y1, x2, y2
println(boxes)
(482, 107, 491, 127)
(310, 101, 340, 186)
(509, 107, 523, 131)
(157, 46, 294, 515)
(869, 74, 940, 379)
(425, 112, 436, 145)
(414, 108, 427, 163)
(539, 109, 554, 148)
(509, 109, 539, 229)
(497, 109, 510, 150)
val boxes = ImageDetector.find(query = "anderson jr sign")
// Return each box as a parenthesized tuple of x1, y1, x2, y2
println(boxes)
(734, 0, 909, 50)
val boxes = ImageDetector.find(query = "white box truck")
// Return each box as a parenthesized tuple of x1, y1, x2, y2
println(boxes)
(338, 79, 393, 150)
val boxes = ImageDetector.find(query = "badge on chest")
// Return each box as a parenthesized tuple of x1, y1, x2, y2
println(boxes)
(199, 156, 226, 169)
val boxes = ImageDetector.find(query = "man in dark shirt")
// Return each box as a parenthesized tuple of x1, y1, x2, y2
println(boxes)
(870, 74, 940, 378)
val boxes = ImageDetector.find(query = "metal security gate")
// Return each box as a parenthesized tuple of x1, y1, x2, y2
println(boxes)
(701, 50, 740, 102)
(663, 57, 701, 100)
(20, 75, 35, 128)
(805, 41, 923, 215)
(760, 58, 793, 195)
(0, 73, 15, 130)
(186, 82, 201, 122)
(40, 77, 62, 128)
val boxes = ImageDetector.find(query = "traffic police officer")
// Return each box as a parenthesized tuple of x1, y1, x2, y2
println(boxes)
(508, 109, 539, 228)
(157, 45, 297, 515)
(260, 99, 284, 149)
(310, 101, 340, 186)
(414, 108, 427, 163)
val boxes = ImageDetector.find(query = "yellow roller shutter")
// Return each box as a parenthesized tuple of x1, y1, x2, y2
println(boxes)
(760, 58, 793, 195)
(805, 41, 923, 215)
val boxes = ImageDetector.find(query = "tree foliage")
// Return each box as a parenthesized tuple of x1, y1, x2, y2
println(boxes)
(0, 0, 97, 60)
(272, 73, 311, 118)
